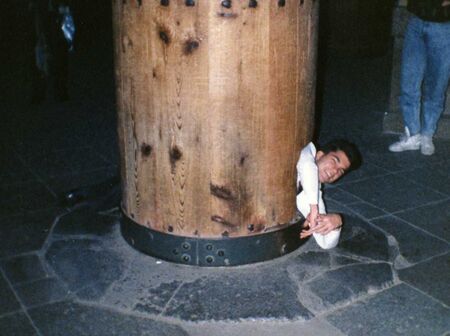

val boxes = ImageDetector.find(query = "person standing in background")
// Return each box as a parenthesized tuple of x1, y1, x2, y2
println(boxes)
(389, 0, 450, 155)
(29, 0, 74, 103)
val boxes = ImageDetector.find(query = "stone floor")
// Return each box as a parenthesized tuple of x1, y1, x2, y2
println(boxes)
(1, 8, 450, 336)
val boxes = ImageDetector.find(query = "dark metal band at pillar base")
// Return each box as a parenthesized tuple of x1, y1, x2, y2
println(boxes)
(120, 213, 305, 267)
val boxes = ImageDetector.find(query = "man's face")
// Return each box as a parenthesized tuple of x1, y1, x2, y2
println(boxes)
(315, 150, 351, 184)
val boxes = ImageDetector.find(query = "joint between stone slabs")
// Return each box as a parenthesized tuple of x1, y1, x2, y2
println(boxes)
(317, 283, 403, 319)
(401, 283, 450, 309)
(0, 267, 44, 336)
(39, 212, 69, 253)
(159, 280, 186, 317)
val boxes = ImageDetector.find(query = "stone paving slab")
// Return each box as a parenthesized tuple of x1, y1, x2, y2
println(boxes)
(28, 301, 189, 336)
(337, 215, 391, 262)
(0, 272, 21, 315)
(363, 149, 448, 173)
(333, 162, 390, 187)
(398, 253, 450, 306)
(45, 237, 125, 298)
(163, 270, 313, 322)
(371, 216, 449, 269)
(287, 251, 359, 283)
(0, 312, 37, 336)
(326, 284, 450, 336)
(324, 188, 362, 205)
(394, 200, 450, 242)
(99, 251, 209, 311)
(183, 318, 346, 336)
(0, 208, 62, 258)
(345, 202, 388, 220)
(301, 262, 395, 313)
(14, 277, 70, 308)
(397, 160, 450, 196)
(341, 173, 444, 214)
(0, 183, 58, 218)
(0, 254, 49, 284)
(53, 207, 117, 236)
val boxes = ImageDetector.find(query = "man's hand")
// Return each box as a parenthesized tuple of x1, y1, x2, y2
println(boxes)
(307, 204, 319, 229)
(300, 213, 342, 239)
(300, 220, 312, 239)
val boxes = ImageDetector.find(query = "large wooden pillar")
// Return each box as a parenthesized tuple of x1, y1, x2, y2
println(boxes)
(113, 0, 319, 266)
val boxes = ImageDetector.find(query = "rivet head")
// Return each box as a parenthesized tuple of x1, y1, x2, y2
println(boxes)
(172, 248, 179, 255)
(205, 243, 213, 251)
(182, 242, 191, 250)
(206, 256, 214, 263)
(182, 254, 191, 262)
(221, 0, 232, 8)
(217, 250, 225, 257)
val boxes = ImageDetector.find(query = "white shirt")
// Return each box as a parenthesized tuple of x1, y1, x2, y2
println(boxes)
(296, 142, 341, 249)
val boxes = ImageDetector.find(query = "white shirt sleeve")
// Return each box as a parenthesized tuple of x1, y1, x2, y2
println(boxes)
(296, 143, 341, 249)
(296, 143, 319, 206)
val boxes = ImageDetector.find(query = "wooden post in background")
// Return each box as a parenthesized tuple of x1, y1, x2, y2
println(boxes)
(113, 0, 318, 265)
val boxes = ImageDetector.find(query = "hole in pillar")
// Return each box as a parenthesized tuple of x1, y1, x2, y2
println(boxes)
(160, 0, 169, 6)
(185, 0, 195, 6)
(159, 30, 171, 45)
(248, 0, 257, 8)
(183, 39, 200, 55)
(221, 0, 232, 9)
(141, 143, 152, 157)
(168, 225, 174, 232)
(278, 0, 285, 7)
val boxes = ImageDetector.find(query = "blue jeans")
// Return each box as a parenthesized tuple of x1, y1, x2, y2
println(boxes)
(400, 15, 450, 137)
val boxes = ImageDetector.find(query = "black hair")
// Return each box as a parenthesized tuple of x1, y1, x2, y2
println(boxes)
(320, 139, 362, 172)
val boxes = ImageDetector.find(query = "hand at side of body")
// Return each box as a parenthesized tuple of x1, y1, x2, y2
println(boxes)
(300, 213, 342, 239)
